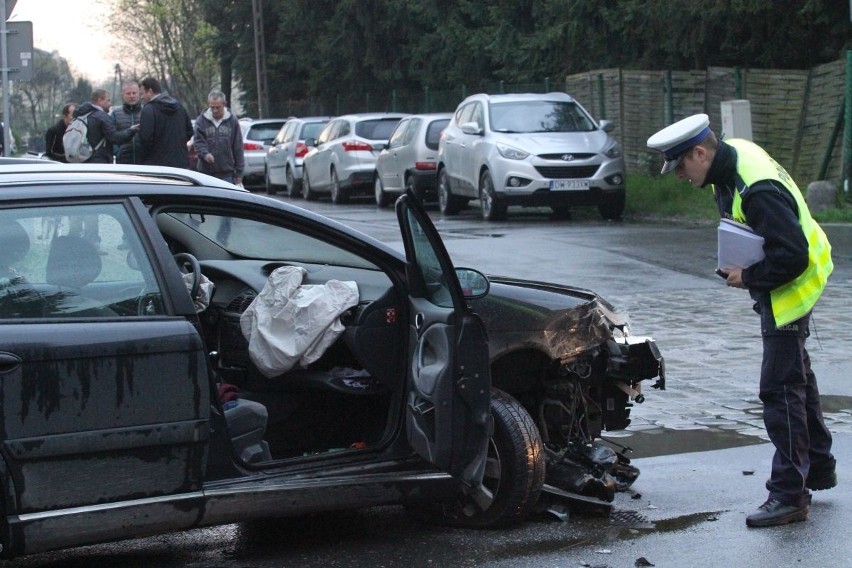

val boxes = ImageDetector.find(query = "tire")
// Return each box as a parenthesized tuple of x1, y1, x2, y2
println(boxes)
(412, 389, 545, 528)
(330, 168, 348, 204)
(479, 170, 507, 221)
(286, 166, 300, 198)
(438, 168, 461, 215)
(405, 174, 421, 202)
(303, 169, 318, 201)
(598, 190, 625, 221)
(264, 167, 277, 195)
(375, 174, 391, 208)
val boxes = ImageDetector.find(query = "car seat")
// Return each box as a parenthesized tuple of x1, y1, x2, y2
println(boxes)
(224, 398, 272, 463)
(45, 235, 116, 316)
(0, 219, 43, 318)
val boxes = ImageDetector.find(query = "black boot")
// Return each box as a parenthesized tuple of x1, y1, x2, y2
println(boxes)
(746, 498, 809, 527)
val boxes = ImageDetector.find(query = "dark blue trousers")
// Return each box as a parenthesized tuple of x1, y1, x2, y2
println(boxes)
(759, 309, 834, 506)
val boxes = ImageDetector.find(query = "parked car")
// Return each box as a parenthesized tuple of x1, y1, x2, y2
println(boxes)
(438, 92, 626, 221)
(302, 112, 408, 204)
(0, 163, 662, 559)
(265, 116, 332, 197)
(374, 113, 452, 208)
(240, 118, 289, 186)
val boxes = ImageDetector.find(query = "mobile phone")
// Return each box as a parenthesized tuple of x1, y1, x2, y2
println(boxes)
(715, 269, 729, 279)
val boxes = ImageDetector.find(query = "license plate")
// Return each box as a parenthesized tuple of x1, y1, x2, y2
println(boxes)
(549, 179, 590, 191)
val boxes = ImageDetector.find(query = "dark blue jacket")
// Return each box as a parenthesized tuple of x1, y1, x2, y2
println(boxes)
(139, 94, 193, 168)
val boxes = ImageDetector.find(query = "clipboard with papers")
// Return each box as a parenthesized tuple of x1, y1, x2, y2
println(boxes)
(717, 218, 765, 271)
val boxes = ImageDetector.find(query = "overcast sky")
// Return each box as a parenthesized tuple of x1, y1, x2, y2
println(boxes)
(9, 0, 118, 84)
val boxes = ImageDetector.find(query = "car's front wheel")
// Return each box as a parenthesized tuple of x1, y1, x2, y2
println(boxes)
(374, 174, 391, 208)
(411, 388, 544, 528)
(598, 189, 626, 221)
(438, 168, 461, 215)
(264, 167, 278, 195)
(480, 171, 507, 221)
(286, 166, 300, 198)
(330, 168, 349, 204)
(303, 169, 318, 201)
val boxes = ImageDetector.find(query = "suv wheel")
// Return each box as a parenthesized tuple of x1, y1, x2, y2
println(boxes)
(410, 389, 544, 528)
(598, 189, 625, 221)
(479, 171, 507, 221)
(330, 168, 348, 204)
(303, 169, 318, 201)
(438, 169, 461, 215)
(286, 166, 300, 198)
(265, 168, 277, 195)
(374, 174, 390, 208)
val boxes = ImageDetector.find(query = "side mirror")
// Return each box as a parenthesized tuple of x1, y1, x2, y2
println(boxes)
(305, 137, 317, 147)
(599, 120, 614, 133)
(455, 267, 489, 298)
(460, 122, 483, 136)
(375, 142, 387, 151)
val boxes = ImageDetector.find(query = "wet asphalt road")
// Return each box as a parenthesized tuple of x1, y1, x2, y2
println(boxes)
(4, 196, 851, 567)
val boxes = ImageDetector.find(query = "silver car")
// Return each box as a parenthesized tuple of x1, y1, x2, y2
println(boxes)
(437, 92, 626, 221)
(240, 118, 288, 187)
(265, 116, 332, 197)
(302, 113, 408, 204)
(374, 113, 452, 208)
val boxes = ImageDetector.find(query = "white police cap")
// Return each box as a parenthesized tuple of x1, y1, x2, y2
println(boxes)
(647, 114, 711, 174)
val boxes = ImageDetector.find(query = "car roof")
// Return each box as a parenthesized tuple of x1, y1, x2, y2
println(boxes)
(402, 112, 453, 120)
(0, 163, 247, 192)
(289, 116, 334, 123)
(463, 92, 576, 104)
(335, 112, 409, 121)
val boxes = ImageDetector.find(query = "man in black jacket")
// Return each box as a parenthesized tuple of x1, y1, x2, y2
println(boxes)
(73, 90, 138, 164)
(110, 80, 143, 164)
(44, 103, 76, 162)
(139, 77, 193, 168)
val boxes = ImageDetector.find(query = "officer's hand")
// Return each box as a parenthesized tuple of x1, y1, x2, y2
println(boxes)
(204, 154, 215, 164)
(726, 268, 745, 289)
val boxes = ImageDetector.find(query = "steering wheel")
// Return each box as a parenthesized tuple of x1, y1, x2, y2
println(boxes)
(173, 252, 201, 299)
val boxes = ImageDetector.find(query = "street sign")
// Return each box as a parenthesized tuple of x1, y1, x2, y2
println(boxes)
(5, 20, 31, 81)
(5, 0, 17, 21)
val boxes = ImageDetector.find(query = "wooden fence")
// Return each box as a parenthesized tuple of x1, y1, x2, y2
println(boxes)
(565, 60, 846, 188)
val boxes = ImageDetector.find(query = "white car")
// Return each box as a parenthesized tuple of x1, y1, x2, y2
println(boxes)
(240, 118, 288, 187)
(302, 113, 408, 204)
(374, 113, 452, 207)
(265, 116, 332, 197)
(437, 92, 626, 221)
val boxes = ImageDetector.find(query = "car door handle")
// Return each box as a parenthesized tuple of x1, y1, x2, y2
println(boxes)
(0, 352, 22, 374)
(414, 312, 424, 331)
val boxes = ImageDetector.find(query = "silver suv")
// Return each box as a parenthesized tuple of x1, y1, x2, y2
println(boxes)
(437, 92, 626, 221)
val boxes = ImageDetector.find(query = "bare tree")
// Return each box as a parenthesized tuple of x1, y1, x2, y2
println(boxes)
(107, 0, 219, 116)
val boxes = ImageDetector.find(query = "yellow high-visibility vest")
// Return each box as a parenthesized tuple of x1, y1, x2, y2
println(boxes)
(724, 139, 833, 327)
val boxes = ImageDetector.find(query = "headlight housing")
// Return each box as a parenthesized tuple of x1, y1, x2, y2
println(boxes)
(603, 142, 623, 159)
(496, 143, 529, 160)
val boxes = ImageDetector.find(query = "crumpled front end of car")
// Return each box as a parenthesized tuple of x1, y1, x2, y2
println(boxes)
(473, 277, 665, 509)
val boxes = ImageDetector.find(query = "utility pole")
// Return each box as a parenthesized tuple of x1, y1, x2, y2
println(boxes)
(252, 0, 268, 118)
(113, 63, 122, 105)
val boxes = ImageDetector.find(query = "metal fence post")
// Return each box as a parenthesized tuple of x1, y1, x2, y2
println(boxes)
(665, 70, 674, 125)
(424, 86, 430, 113)
(734, 66, 742, 99)
(596, 74, 605, 119)
(846, 50, 852, 195)
(545, 77, 550, 92)
(392, 89, 397, 112)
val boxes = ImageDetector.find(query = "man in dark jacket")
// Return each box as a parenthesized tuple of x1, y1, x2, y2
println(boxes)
(44, 102, 76, 162)
(139, 77, 193, 168)
(73, 90, 138, 164)
(110, 80, 143, 164)
(193, 90, 244, 185)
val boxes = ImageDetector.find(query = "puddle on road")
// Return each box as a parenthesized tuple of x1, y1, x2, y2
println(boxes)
(601, 394, 852, 459)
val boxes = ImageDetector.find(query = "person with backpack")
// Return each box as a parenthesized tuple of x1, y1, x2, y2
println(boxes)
(138, 77, 193, 168)
(110, 81, 143, 164)
(44, 102, 76, 162)
(67, 89, 138, 164)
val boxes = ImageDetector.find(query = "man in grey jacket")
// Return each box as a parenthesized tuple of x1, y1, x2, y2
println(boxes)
(193, 91, 244, 185)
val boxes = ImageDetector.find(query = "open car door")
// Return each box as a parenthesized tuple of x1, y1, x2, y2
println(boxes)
(396, 193, 492, 489)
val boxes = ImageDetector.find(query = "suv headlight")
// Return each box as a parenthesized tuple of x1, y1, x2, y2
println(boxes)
(603, 142, 622, 159)
(496, 143, 529, 160)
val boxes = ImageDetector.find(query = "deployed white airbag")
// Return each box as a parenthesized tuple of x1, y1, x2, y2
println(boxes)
(240, 266, 359, 377)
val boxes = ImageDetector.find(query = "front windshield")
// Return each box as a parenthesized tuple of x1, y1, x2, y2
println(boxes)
(166, 212, 380, 270)
(489, 101, 596, 133)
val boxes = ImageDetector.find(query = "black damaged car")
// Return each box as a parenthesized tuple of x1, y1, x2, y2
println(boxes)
(0, 164, 663, 558)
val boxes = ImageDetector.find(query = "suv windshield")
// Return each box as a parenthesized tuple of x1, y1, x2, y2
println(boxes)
(489, 101, 596, 133)
(355, 119, 402, 141)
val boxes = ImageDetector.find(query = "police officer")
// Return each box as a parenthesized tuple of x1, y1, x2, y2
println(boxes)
(647, 114, 836, 528)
